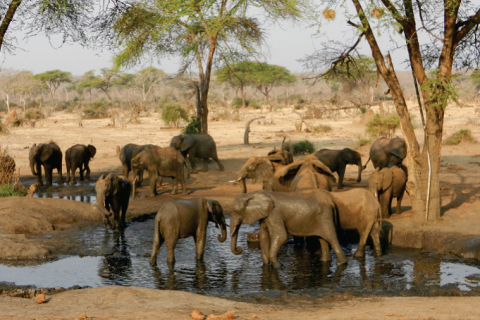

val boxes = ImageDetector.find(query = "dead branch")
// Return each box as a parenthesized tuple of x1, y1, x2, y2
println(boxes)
(244, 116, 265, 144)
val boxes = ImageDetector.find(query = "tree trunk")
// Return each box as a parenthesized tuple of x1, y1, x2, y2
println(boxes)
(244, 116, 265, 144)
(0, 0, 22, 52)
(241, 85, 246, 108)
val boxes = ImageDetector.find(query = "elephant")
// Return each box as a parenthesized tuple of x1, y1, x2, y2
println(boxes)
(29, 142, 63, 186)
(131, 146, 188, 197)
(65, 144, 96, 184)
(0, 155, 15, 184)
(313, 148, 363, 189)
(369, 166, 407, 218)
(230, 189, 347, 268)
(236, 148, 294, 193)
(170, 133, 224, 173)
(329, 189, 382, 258)
(149, 197, 227, 266)
(118, 143, 157, 185)
(364, 137, 407, 169)
(95, 173, 131, 230)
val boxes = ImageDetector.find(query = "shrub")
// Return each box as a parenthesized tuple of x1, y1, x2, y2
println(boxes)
(182, 116, 201, 134)
(24, 108, 45, 120)
(83, 100, 109, 119)
(359, 138, 372, 147)
(284, 140, 315, 155)
(445, 129, 476, 145)
(312, 124, 332, 134)
(359, 106, 367, 114)
(0, 148, 15, 185)
(294, 105, 303, 110)
(248, 100, 261, 109)
(366, 113, 400, 139)
(161, 103, 188, 128)
(232, 98, 247, 109)
(0, 184, 27, 197)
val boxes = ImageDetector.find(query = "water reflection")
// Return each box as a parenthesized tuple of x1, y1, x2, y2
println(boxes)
(98, 231, 132, 285)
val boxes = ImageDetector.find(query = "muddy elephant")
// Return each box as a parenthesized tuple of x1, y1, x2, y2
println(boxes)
(95, 173, 131, 230)
(65, 144, 96, 184)
(131, 146, 188, 197)
(230, 189, 347, 268)
(0, 155, 15, 184)
(330, 189, 382, 258)
(117, 143, 157, 185)
(236, 148, 294, 193)
(150, 197, 227, 266)
(313, 148, 363, 189)
(170, 133, 224, 173)
(369, 166, 407, 218)
(29, 142, 63, 186)
(364, 137, 406, 169)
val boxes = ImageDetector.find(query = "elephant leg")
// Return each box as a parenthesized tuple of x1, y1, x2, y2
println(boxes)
(137, 169, 144, 186)
(149, 171, 158, 197)
(337, 166, 346, 189)
(79, 164, 85, 181)
(179, 177, 188, 195)
(84, 161, 91, 179)
(120, 204, 128, 229)
(370, 221, 382, 256)
(57, 165, 63, 185)
(202, 158, 208, 172)
(322, 233, 347, 265)
(171, 177, 179, 195)
(188, 152, 197, 174)
(165, 236, 178, 265)
(194, 229, 207, 261)
(122, 164, 129, 180)
(354, 226, 370, 258)
(268, 228, 288, 268)
(66, 162, 71, 183)
(211, 155, 224, 171)
(395, 192, 404, 215)
(319, 238, 332, 261)
(71, 165, 77, 184)
(259, 221, 270, 265)
(36, 163, 43, 186)
(157, 176, 163, 187)
(44, 166, 53, 186)
(150, 229, 165, 267)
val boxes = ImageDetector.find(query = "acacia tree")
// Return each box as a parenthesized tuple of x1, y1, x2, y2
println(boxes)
(91, 68, 120, 101)
(133, 67, 165, 106)
(251, 63, 296, 106)
(14, 71, 43, 111)
(215, 61, 257, 108)
(34, 70, 72, 109)
(0, 69, 21, 113)
(306, 1, 480, 222)
(100, 0, 302, 133)
(78, 70, 97, 102)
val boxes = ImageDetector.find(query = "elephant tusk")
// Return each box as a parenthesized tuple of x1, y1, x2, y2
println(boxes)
(230, 180, 239, 183)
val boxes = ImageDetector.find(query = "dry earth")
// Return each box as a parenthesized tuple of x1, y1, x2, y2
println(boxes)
(2, 103, 480, 319)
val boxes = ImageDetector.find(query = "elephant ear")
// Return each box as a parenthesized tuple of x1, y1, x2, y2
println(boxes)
(311, 159, 337, 183)
(389, 138, 407, 159)
(110, 175, 121, 195)
(242, 192, 274, 225)
(380, 168, 393, 191)
(278, 160, 303, 186)
(39, 144, 53, 162)
(88, 145, 97, 158)
(207, 199, 224, 226)
(180, 135, 195, 152)
(237, 157, 273, 183)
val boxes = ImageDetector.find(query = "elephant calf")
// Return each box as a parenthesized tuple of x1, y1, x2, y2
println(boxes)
(313, 148, 363, 189)
(95, 173, 131, 230)
(150, 197, 227, 266)
(65, 144, 96, 184)
(369, 166, 407, 218)
(330, 189, 382, 258)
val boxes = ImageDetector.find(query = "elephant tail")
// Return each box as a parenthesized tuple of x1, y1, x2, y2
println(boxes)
(184, 161, 190, 179)
(376, 203, 383, 236)
(116, 146, 121, 157)
(363, 156, 371, 170)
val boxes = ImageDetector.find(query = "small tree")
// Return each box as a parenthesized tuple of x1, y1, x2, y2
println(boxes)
(14, 71, 43, 111)
(161, 103, 188, 128)
(77, 70, 97, 102)
(250, 63, 296, 106)
(0, 69, 21, 113)
(215, 61, 257, 108)
(133, 67, 165, 107)
(91, 68, 120, 101)
(34, 70, 72, 109)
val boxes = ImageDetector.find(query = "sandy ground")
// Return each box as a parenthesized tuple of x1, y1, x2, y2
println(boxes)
(2, 104, 480, 319)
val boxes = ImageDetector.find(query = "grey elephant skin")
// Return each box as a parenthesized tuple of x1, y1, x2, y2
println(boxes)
(95, 173, 131, 230)
(314, 148, 363, 189)
(330, 189, 382, 257)
(369, 166, 407, 218)
(230, 189, 347, 268)
(65, 144, 96, 184)
(279, 155, 336, 191)
(170, 133, 224, 173)
(131, 146, 188, 196)
(236, 149, 293, 193)
(366, 137, 406, 169)
(150, 197, 227, 266)
(118, 143, 157, 185)
(29, 142, 63, 186)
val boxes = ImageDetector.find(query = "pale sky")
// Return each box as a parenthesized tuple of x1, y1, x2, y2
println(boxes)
(0, 14, 409, 77)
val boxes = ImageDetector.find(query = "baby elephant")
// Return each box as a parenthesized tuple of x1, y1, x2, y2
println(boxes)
(369, 166, 407, 218)
(95, 173, 131, 230)
(330, 188, 382, 258)
(150, 197, 227, 267)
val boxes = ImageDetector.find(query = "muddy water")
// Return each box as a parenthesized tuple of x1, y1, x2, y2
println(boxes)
(2, 213, 480, 299)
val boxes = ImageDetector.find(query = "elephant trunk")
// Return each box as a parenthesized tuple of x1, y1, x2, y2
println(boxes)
(356, 158, 363, 183)
(30, 158, 38, 176)
(230, 215, 243, 255)
(218, 219, 227, 243)
(239, 178, 247, 193)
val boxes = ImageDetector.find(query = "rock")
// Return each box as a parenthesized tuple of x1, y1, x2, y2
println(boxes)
(206, 311, 235, 320)
(251, 315, 259, 319)
(190, 309, 205, 320)
(247, 232, 260, 242)
(35, 294, 46, 304)
(27, 184, 38, 197)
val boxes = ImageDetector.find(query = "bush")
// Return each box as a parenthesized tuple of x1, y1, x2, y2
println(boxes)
(445, 129, 476, 145)
(312, 124, 332, 134)
(294, 105, 304, 110)
(359, 106, 367, 114)
(24, 108, 45, 120)
(284, 140, 315, 155)
(83, 100, 109, 119)
(182, 116, 201, 134)
(366, 113, 400, 139)
(248, 100, 261, 109)
(0, 184, 27, 197)
(161, 103, 188, 128)
(232, 98, 247, 109)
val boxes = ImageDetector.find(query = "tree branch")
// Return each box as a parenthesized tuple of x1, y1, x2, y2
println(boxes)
(244, 116, 265, 144)
(454, 7, 480, 46)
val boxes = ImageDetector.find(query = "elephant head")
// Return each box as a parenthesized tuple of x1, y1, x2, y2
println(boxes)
(207, 199, 228, 242)
(29, 143, 53, 176)
(230, 191, 274, 255)
(267, 149, 293, 165)
(388, 138, 406, 167)
(170, 134, 195, 153)
(368, 167, 393, 198)
(278, 155, 336, 189)
(95, 173, 123, 227)
(237, 156, 274, 193)
(87, 144, 97, 159)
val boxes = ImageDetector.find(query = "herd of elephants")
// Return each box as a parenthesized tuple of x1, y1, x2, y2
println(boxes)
(9, 133, 408, 268)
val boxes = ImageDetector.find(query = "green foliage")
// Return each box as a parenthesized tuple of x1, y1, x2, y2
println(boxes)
(421, 72, 459, 110)
(182, 116, 201, 134)
(232, 98, 247, 109)
(358, 138, 372, 147)
(366, 113, 400, 139)
(294, 105, 303, 110)
(161, 103, 188, 128)
(0, 184, 28, 198)
(284, 140, 315, 155)
(24, 108, 45, 120)
(312, 124, 332, 134)
(470, 70, 480, 89)
(83, 100, 109, 119)
(34, 70, 71, 87)
(445, 130, 476, 145)
(248, 100, 261, 109)
(359, 106, 367, 114)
